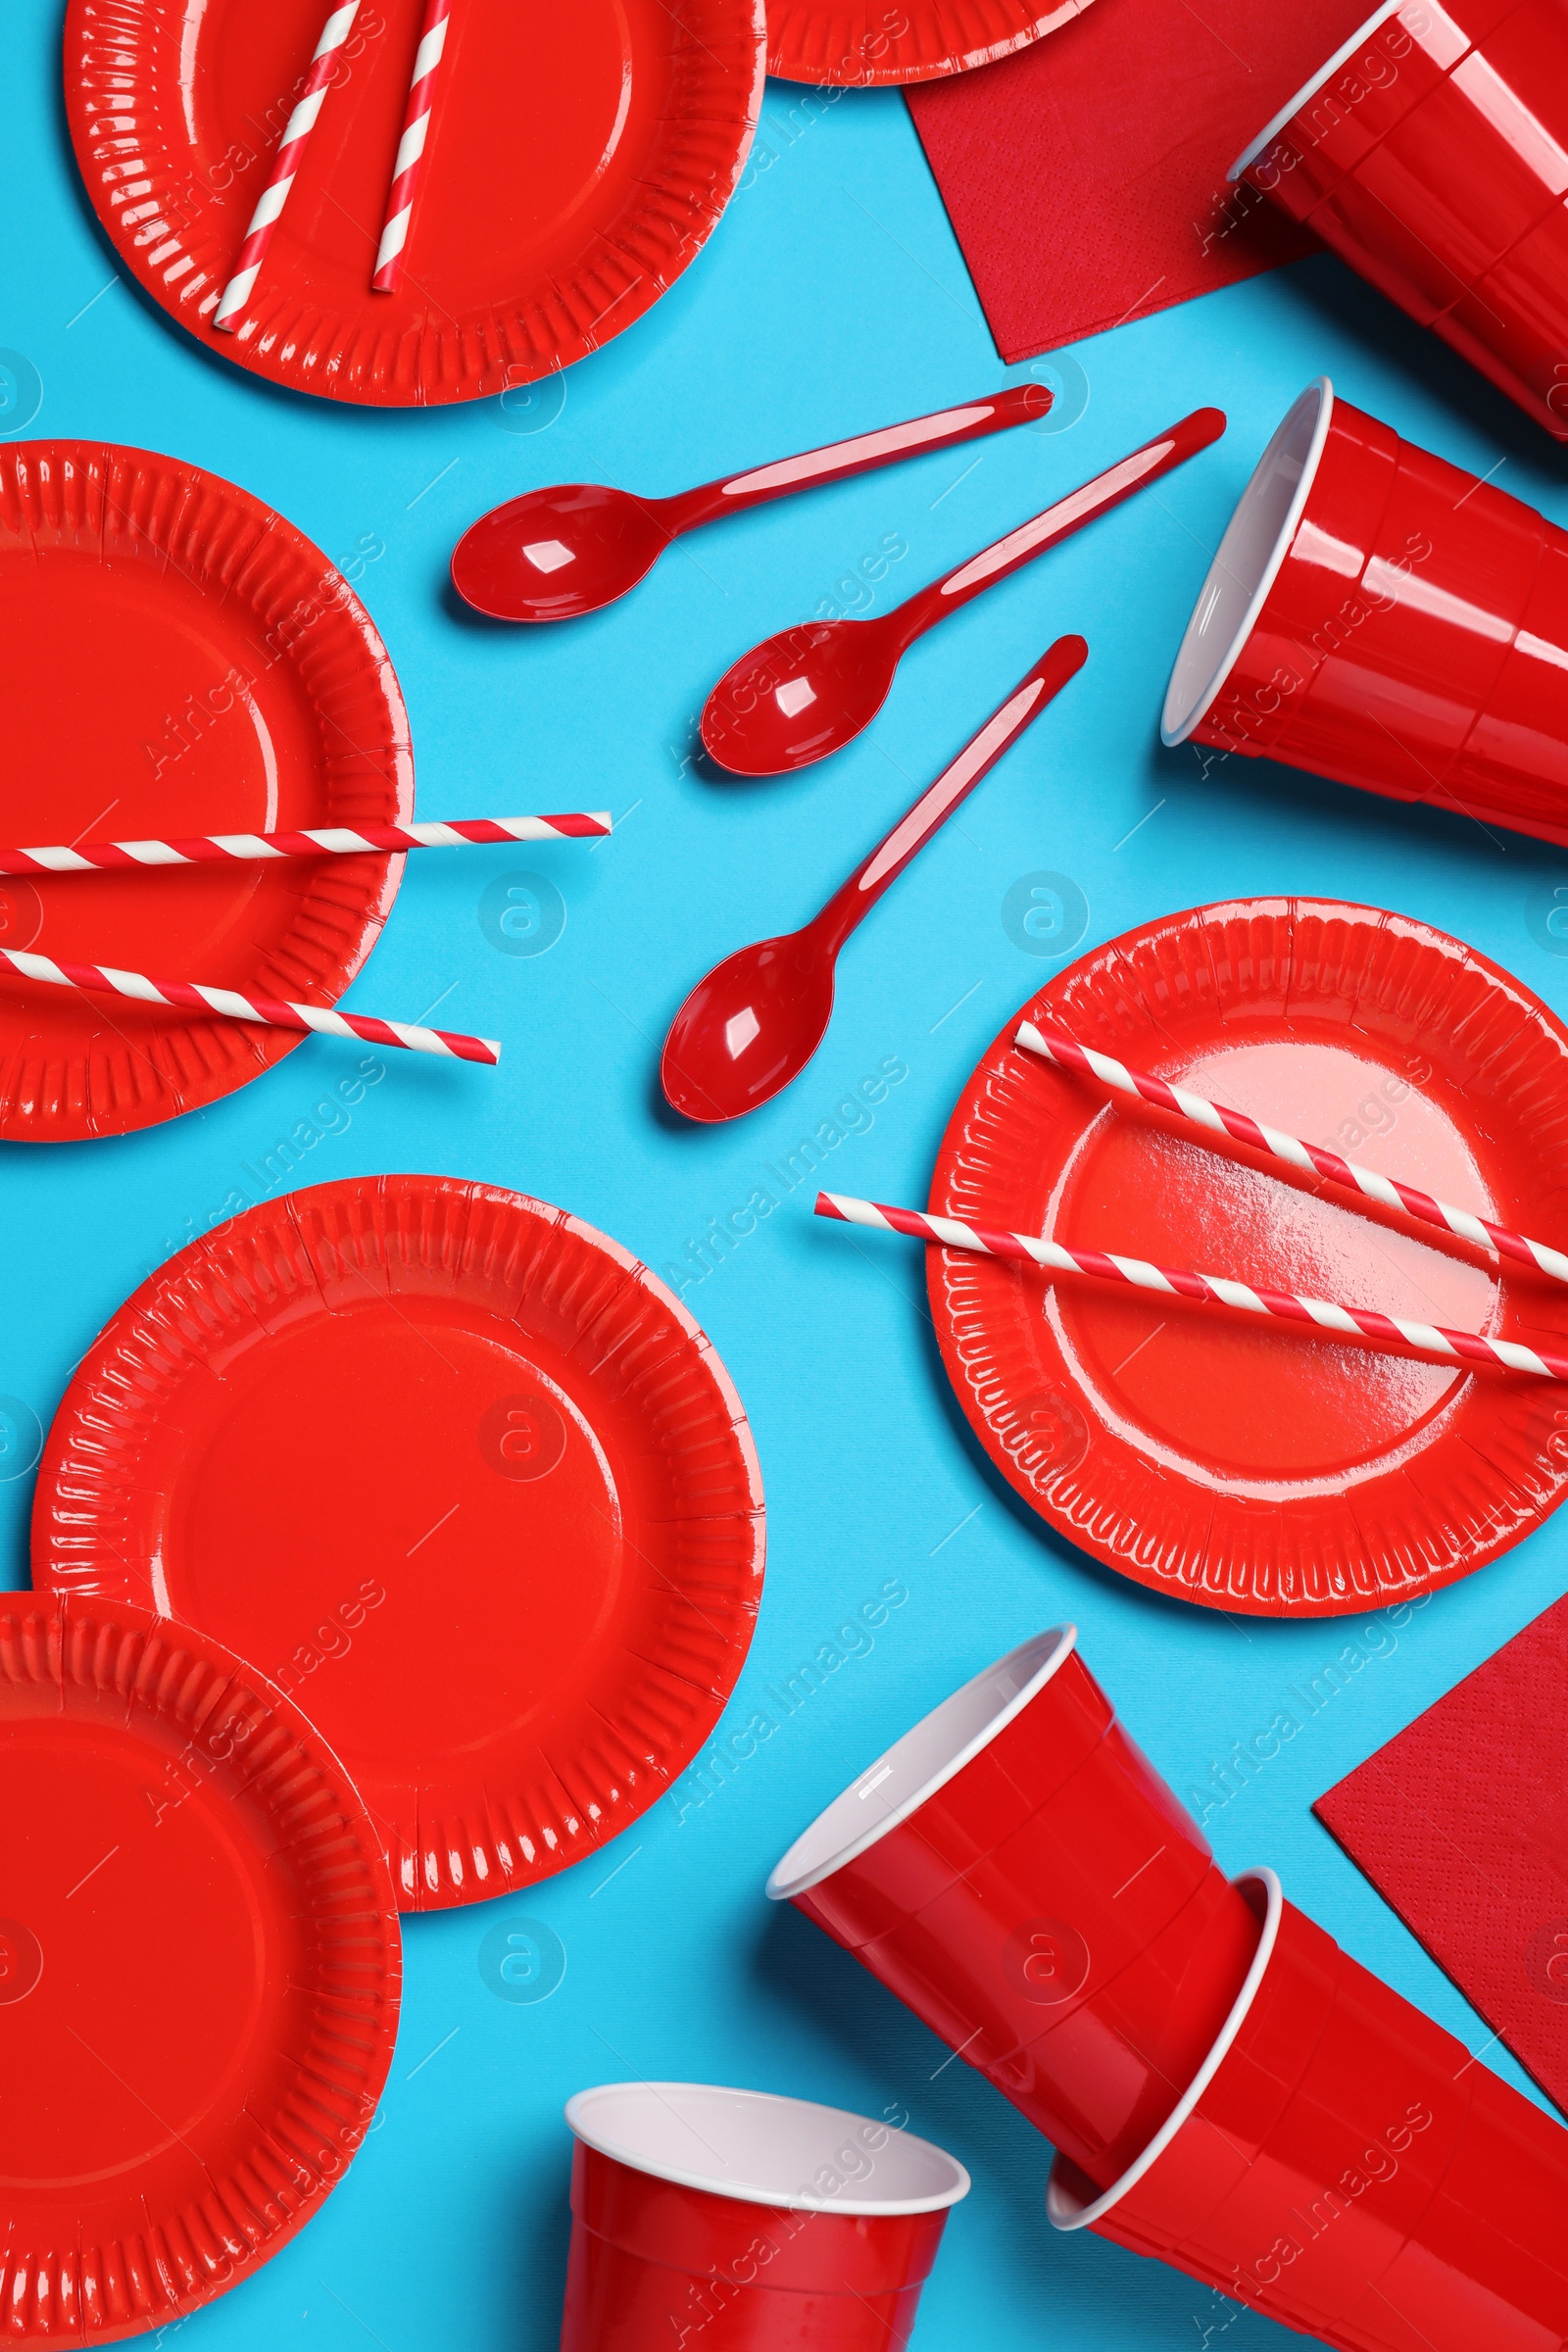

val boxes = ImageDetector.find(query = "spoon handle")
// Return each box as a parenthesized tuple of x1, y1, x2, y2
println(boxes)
(812, 636, 1088, 958)
(891, 409, 1226, 648)
(666, 385, 1054, 531)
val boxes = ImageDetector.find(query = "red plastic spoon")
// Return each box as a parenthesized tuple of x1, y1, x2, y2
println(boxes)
(450, 384, 1054, 621)
(662, 636, 1087, 1123)
(701, 408, 1224, 776)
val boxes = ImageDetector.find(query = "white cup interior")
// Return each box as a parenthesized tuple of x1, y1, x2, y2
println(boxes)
(765, 1627, 1077, 1902)
(1159, 379, 1333, 748)
(565, 2082, 970, 2215)
(1229, 0, 1404, 181)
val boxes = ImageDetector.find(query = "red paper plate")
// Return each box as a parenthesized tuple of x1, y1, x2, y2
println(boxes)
(928, 900, 1568, 1615)
(0, 1594, 401, 2343)
(0, 442, 411, 1141)
(765, 0, 1095, 87)
(66, 0, 764, 407)
(33, 1176, 766, 1909)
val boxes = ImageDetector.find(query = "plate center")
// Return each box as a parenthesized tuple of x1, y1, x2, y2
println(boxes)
(2, 550, 319, 972)
(196, 0, 649, 309)
(1048, 1037, 1498, 1487)
(0, 1717, 278, 2189)
(165, 1298, 628, 1765)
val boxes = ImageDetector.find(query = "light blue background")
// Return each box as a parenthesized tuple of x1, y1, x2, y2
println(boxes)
(7, 16, 1568, 2351)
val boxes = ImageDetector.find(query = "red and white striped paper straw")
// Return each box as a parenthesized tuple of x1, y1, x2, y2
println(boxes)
(815, 1192, 1568, 1383)
(371, 0, 451, 292)
(0, 812, 611, 876)
(0, 946, 498, 1064)
(214, 0, 362, 332)
(1014, 1019, 1568, 1289)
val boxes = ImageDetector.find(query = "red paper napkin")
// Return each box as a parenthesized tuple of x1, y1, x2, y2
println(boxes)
(905, 0, 1379, 362)
(1315, 1593, 1568, 2117)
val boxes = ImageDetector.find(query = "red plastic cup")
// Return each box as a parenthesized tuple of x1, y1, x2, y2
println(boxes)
(1234, 0, 1568, 437)
(1443, 196, 1568, 439)
(1050, 1873, 1568, 2351)
(1299, 5, 1568, 321)
(1446, 506, 1568, 837)
(559, 2082, 967, 2351)
(1161, 377, 1568, 850)
(1232, 2, 1478, 220)
(765, 1630, 1260, 2190)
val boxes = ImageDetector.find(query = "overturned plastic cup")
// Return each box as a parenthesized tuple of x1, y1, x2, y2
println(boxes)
(766, 1629, 1259, 2189)
(1233, 0, 1568, 440)
(1162, 377, 1568, 850)
(1051, 1870, 1568, 2350)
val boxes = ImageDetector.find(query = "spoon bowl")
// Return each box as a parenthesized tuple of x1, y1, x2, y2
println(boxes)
(700, 409, 1225, 776)
(662, 636, 1088, 1121)
(449, 386, 1057, 623)
(661, 929, 836, 1122)
(451, 484, 668, 621)
(701, 613, 904, 775)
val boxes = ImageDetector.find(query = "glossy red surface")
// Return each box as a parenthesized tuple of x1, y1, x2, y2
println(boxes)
(1320, 22, 1568, 305)
(0, 1596, 401, 2342)
(0, 442, 410, 1140)
(929, 899, 1568, 1614)
(562, 2142, 948, 2350)
(31, 1177, 765, 1910)
(765, 0, 1092, 86)
(662, 924, 842, 1123)
(664, 641, 1084, 1121)
(1192, 392, 1568, 840)
(1449, 528, 1568, 836)
(450, 386, 1054, 622)
(1443, 194, 1568, 440)
(1055, 1885, 1568, 2350)
(1243, 0, 1568, 438)
(65, 0, 763, 406)
(789, 1645, 1259, 2187)
(1243, 4, 1474, 220)
(702, 410, 1222, 776)
(454, 484, 673, 625)
(703, 609, 906, 775)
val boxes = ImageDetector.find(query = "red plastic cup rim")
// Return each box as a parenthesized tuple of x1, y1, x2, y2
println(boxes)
(1045, 1869, 1283, 2233)
(565, 2083, 970, 2216)
(764, 1627, 1078, 1902)
(1228, 0, 1405, 181)
(1160, 378, 1335, 749)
